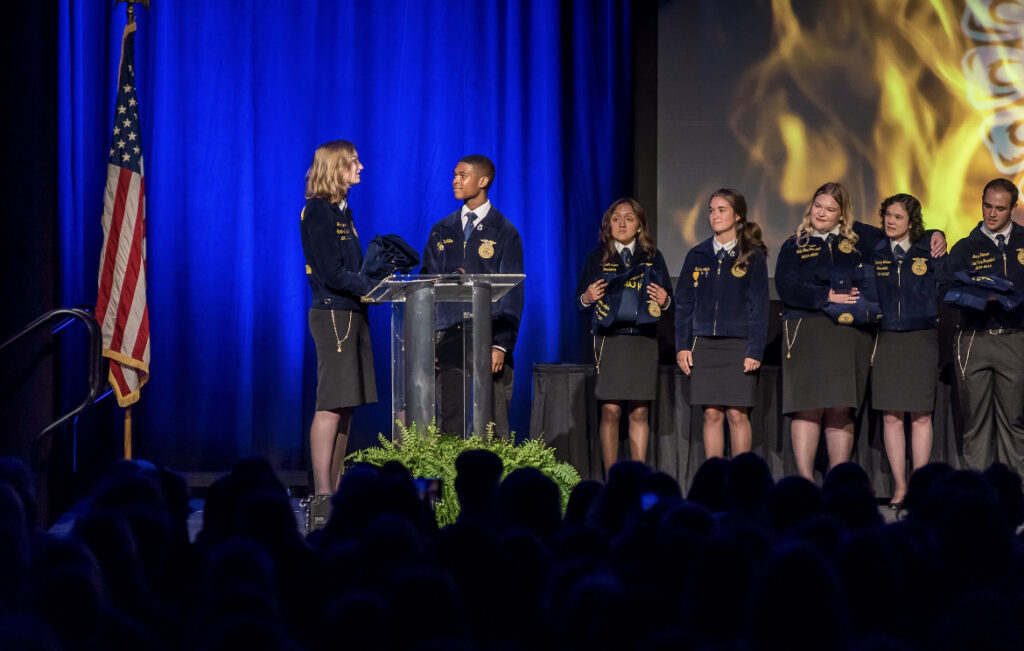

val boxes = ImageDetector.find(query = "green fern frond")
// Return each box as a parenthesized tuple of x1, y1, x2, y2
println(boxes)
(345, 420, 581, 525)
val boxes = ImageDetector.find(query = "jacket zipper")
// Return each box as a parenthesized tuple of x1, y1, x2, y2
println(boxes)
(713, 256, 722, 335)
(896, 257, 902, 323)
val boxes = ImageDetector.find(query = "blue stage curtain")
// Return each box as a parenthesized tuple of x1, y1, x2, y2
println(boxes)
(57, 1, 632, 470)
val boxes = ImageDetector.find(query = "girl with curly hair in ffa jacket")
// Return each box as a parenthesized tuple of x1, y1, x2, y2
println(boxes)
(870, 193, 941, 507)
(575, 198, 672, 476)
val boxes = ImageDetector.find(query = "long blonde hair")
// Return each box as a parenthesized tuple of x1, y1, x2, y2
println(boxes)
(796, 182, 858, 246)
(304, 140, 357, 204)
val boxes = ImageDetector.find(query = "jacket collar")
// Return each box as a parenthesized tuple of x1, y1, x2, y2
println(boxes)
(970, 220, 1024, 245)
(442, 205, 507, 231)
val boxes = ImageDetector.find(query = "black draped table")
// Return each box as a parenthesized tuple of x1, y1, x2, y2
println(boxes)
(530, 361, 967, 496)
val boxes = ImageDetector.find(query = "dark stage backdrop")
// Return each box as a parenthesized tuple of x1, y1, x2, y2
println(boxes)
(56, 1, 634, 471)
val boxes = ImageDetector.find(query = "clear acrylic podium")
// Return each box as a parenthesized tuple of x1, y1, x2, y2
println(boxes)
(363, 273, 525, 439)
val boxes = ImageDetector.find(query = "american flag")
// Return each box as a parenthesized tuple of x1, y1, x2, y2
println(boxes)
(95, 21, 150, 407)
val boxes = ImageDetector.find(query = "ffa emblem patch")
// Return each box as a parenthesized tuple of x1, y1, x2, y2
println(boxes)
(478, 239, 496, 259)
(692, 270, 700, 287)
(838, 239, 854, 254)
(838, 313, 854, 324)
(911, 258, 927, 276)
(731, 264, 747, 278)
(648, 300, 661, 318)
(1018, 249, 1024, 265)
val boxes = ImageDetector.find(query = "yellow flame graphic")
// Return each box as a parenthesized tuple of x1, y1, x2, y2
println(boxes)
(674, 0, 1024, 249)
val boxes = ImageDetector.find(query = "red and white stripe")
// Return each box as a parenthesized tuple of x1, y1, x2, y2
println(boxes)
(95, 26, 150, 407)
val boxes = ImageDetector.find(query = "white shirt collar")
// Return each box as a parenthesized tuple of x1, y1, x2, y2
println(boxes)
(812, 226, 840, 240)
(713, 237, 737, 253)
(613, 239, 636, 255)
(891, 235, 910, 253)
(981, 220, 1013, 245)
(337, 199, 347, 211)
(461, 201, 491, 227)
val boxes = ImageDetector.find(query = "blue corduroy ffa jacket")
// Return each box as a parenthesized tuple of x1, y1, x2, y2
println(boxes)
(872, 236, 941, 331)
(673, 238, 770, 361)
(300, 197, 373, 312)
(775, 230, 877, 320)
(940, 221, 1024, 330)
(575, 246, 673, 337)
(420, 206, 524, 352)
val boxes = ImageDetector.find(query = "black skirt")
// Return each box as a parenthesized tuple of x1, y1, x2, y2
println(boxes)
(782, 315, 871, 413)
(594, 333, 658, 401)
(689, 337, 756, 407)
(871, 328, 938, 412)
(309, 308, 377, 410)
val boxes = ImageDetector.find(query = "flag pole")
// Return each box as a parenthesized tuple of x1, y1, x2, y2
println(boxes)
(117, 0, 150, 25)
(125, 407, 133, 459)
(115, 0, 148, 462)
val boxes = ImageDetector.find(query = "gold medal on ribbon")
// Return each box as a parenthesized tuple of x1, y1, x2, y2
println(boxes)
(912, 258, 927, 275)
(648, 300, 661, 318)
(437, 241, 445, 252)
(838, 239, 854, 254)
(692, 270, 699, 287)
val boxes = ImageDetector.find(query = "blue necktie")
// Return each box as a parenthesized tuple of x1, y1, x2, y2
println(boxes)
(621, 247, 632, 267)
(997, 233, 1006, 253)
(463, 213, 476, 242)
(894, 245, 905, 263)
(716, 247, 727, 263)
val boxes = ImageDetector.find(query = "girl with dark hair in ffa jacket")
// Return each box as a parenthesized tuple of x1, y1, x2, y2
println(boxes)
(299, 140, 376, 510)
(870, 193, 940, 507)
(674, 189, 769, 459)
(775, 182, 880, 480)
(576, 198, 673, 476)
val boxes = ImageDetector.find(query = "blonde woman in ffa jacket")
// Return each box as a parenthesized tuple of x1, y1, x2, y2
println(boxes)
(300, 140, 376, 500)
(775, 182, 880, 480)
(870, 193, 940, 507)
(576, 198, 673, 476)
(674, 189, 769, 459)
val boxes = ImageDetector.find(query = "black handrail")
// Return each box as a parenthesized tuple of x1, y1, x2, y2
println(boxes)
(0, 307, 107, 443)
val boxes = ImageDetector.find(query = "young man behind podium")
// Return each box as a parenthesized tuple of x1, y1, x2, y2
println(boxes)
(420, 155, 524, 438)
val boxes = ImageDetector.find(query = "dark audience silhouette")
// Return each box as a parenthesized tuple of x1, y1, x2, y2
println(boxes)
(0, 452, 1022, 650)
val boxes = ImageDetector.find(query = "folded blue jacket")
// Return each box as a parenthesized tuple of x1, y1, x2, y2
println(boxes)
(360, 233, 421, 281)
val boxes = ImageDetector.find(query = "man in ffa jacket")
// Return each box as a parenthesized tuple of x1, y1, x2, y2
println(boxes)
(420, 155, 524, 438)
(942, 177, 1024, 475)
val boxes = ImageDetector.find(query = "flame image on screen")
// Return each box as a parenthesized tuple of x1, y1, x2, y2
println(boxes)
(671, 0, 1024, 252)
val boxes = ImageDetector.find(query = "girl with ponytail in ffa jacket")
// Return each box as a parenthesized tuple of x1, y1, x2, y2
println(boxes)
(871, 193, 941, 507)
(299, 140, 376, 502)
(674, 189, 769, 459)
(775, 182, 878, 480)
(575, 198, 673, 476)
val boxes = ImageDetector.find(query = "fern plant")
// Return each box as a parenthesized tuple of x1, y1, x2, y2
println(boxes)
(346, 421, 581, 527)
